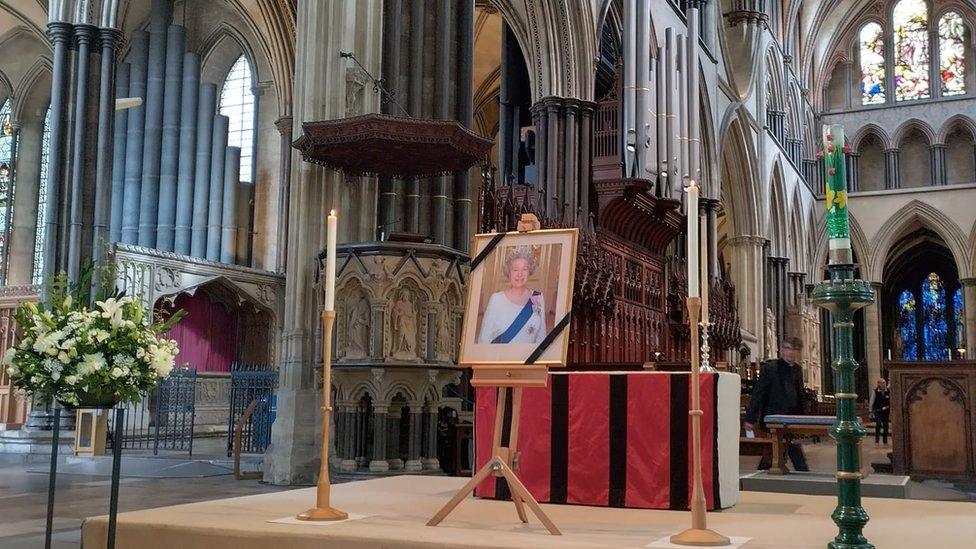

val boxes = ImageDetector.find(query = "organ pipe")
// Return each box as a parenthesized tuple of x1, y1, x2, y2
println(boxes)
(221, 147, 241, 264)
(109, 62, 129, 243)
(191, 83, 216, 257)
(206, 115, 229, 261)
(121, 30, 148, 244)
(174, 53, 200, 255)
(137, 2, 170, 248)
(156, 24, 186, 252)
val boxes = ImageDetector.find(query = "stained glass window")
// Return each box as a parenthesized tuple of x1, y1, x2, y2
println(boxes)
(219, 55, 255, 184)
(897, 290, 918, 360)
(921, 272, 948, 360)
(953, 286, 965, 349)
(32, 104, 52, 285)
(893, 0, 930, 101)
(939, 11, 966, 96)
(860, 22, 886, 104)
(0, 98, 16, 284)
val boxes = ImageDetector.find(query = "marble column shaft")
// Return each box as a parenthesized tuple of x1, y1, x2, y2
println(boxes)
(864, 282, 884, 391)
(274, 117, 292, 269)
(66, 24, 96, 281)
(91, 28, 121, 268)
(930, 144, 947, 186)
(884, 148, 900, 189)
(453, 0, 474, 252)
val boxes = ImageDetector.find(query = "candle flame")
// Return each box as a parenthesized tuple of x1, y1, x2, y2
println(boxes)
(330, 209, 336, 217)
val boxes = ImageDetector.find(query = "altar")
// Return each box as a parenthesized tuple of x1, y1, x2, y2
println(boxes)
(473, 371, 741, 510)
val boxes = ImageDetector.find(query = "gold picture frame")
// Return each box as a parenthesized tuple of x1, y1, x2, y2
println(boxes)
(459, 228, 578, 369)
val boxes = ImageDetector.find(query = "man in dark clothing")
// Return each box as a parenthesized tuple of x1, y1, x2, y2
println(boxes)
(743, 336, 809, 471)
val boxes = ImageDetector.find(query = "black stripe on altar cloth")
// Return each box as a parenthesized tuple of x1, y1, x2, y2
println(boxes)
(608, 374, 628, 507)
(712, 374, 722, 509)
(495, 387, 514, 500)
(549, 375, 569, 504)
(669, 374, 690, 510)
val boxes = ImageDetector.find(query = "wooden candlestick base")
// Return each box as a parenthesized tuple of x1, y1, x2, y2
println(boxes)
(670, 297, 730, 547)
(670, 526, 731, 546)
(297, 506, 349, 521)
(296, 310, 348, 522)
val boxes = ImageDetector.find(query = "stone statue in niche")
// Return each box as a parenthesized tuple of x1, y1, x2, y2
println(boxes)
(764, 307, 777, 360)
(345, 292, 370, 359)
(391, 290, 419, 360)
(435, 312, 452, 359)
(345, 67, 367, 117)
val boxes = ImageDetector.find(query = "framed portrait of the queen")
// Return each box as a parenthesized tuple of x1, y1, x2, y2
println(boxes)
(459, 228, 578, 368)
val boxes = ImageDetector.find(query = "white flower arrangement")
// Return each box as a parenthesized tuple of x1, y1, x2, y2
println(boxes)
(4, 275, 184, 407)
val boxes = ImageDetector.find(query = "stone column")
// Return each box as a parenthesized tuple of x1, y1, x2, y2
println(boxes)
(274, 117, 292, 270)
(962, 278, 976, 360)
(91, 28, 122, 267)
(846, 153, 859, 192)
(422, 405, 440, 470)
(340, 404, 357, 471)
(930, 144, 947, 186)
(264, 0, 384, 485)
(884, 148, 900, 189)
(404, 404, 423, 471)
(66, 23, 97, 281)
(369, 404, 390, 472)
(354, 406, 366, 468)
(386, 409, 403, 470)
(726, 235, 768, 358)
(864, 282, 884, 390)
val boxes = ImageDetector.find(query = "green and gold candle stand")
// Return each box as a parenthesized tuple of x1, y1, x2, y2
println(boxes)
(812, 125, 875, 549)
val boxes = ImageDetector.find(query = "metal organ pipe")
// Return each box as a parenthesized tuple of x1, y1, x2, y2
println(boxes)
(406, 0, 424, 234)
(174, 53, 200, 255)
(191, 83, 217, 257)
(221, 146, 241, 264)
(109, 62, 129, 243)
(156, 24, 186, 252)
(635, 0, 650, 179)
(121, 30, 149, 244)
(206, 114, 229, 261)
(432, 0, 452, 245)
(138, 2, 171, 248)
(623, 0, 637, 177)
(664, 30, 675, 198)
(654, 48, 666, 196)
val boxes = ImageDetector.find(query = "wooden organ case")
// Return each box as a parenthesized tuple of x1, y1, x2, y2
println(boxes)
(479, 89, 741, 369)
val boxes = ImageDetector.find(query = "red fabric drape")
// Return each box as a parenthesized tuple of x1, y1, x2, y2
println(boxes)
(165, 293, 239, 372)
(625, 374, 670, 508)
(566, 373, 609, 505)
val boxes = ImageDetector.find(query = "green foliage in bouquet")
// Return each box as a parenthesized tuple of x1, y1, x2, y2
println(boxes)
(2, 265, 185, 407)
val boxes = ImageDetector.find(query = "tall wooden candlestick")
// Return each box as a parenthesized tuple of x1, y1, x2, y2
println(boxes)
(297, 211, 346, 522)
(670, 296, 730, 547)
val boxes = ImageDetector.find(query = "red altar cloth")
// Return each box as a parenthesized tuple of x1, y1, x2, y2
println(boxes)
(473, 371, 738, 510)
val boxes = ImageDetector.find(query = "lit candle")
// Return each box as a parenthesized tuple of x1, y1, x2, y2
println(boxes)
(886, 349, 891, 361)
(325, 210, 338, 311)
(686, 181, 699, 298)
(700, 213, 709, 323)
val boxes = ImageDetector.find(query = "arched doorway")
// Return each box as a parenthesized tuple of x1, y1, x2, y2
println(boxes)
(882, 229, 964, 362)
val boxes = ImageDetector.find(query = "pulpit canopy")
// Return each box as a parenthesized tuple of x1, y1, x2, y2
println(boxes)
(293, 114, 493, 179)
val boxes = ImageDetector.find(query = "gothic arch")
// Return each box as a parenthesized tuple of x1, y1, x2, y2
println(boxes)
(381, 381, 419, 404)
(892, 118, 938, 146)
(868, 200, 972, 281)
(789, 186, 807, 272)
(487, 0, 599, 101)
(768, 159, 790, 257)
(199, 24, 260, 86)
(812, 212, 871, 281)
(764, 46, 787, 111)
(10, 57, 51, 123)
(0, 68, 12, 102)
(718, 105, 762, 237)
(850, 123, 892, 150)
(936, 114, 976, 143)
(345, 382, 377, 403)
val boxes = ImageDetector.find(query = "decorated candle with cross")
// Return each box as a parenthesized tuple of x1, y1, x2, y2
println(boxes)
(819, 124, 853, 265)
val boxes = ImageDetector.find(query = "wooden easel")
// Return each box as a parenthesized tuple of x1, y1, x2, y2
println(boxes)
(428, 214, 561, 535)
(427, 383, 560, 535)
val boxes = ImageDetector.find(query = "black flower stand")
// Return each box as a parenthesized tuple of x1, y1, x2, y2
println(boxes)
(45, 404, 125, 549)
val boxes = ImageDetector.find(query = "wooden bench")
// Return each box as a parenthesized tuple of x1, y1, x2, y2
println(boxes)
(740, 436, 774, 465)
(763, 414, 870, 477)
